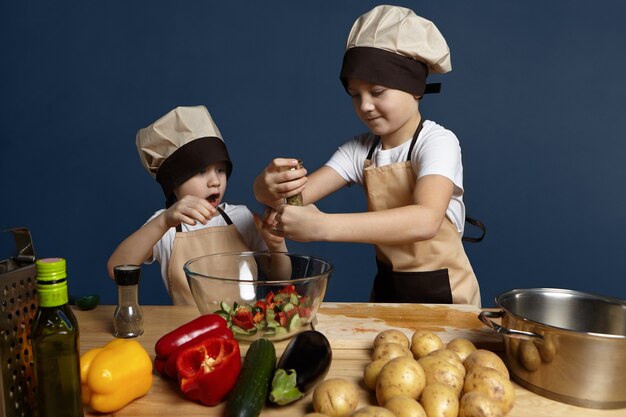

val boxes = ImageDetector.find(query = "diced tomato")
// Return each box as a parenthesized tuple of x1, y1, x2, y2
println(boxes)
(286, 308, 299, 319)
(265, 291, 275, 304)
(254, 300, 266, 314)
(298, 306, 312, 318)
(278, 285, 297, 295)
(276, 312, 287, 327)
(232, 308, 254, 330)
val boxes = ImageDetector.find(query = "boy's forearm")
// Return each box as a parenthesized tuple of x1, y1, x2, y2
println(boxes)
(320, 206, 442, 245)
(107, 214, 170, 278)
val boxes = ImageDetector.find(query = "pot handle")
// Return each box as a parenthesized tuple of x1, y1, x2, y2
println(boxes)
(478, 310, 544, 341)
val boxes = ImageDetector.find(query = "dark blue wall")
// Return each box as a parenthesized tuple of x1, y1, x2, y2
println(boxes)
(2, 1, 625, 306)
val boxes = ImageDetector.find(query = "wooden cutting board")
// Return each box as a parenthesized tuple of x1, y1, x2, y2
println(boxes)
(315, 302, 502, 350)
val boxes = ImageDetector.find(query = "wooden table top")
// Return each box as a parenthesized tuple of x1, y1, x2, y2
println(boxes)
(75, 303, 624, 416)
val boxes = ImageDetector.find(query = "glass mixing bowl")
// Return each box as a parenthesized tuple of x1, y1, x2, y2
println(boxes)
(184, 251, 332, 341)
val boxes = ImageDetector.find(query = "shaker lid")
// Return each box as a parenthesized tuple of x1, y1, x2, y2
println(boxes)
(114, 265, 141, 286)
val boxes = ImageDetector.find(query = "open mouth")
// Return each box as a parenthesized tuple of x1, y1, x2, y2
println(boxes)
(207, 193, 220, 206)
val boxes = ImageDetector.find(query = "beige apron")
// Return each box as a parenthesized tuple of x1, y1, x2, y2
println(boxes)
(363, 121, 480, 306)
(167, 207, 250, 305)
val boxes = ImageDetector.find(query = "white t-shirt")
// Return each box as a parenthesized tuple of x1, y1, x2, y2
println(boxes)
(325, 120, 466, 234)
(145, 202, 267, 290)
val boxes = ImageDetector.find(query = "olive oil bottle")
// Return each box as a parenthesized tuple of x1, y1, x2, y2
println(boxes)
(32, 258, 84, 417)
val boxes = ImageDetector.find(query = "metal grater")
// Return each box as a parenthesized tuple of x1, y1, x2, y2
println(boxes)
(1, 228, 37, 417)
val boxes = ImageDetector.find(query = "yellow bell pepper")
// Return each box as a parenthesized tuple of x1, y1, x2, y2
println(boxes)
(80, 338, 153, 413)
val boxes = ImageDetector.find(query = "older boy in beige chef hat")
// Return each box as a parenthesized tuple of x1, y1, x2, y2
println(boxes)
(108, 105, 286, 305)
(255, 5, 481, 306)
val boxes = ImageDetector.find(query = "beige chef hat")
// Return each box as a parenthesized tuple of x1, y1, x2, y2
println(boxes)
(136, 105, 232, 200)
(340, 5, 451, 96)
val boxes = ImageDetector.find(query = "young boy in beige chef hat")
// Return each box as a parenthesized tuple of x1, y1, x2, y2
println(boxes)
(254, 5, 480, 306)
(108, 105, 286, 305)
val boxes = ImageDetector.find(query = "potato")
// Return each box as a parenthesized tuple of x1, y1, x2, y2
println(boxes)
(463, 349, 509, 378)
(410, 330, 444, 359)
(303, 414, 332, 417)
(446, 338, 476, 362)
(518, 340, 541, 371)
(350, 406, 396, 417)
(364, 360, 387, 391)
(463, 366, 515, 414)
(373, 342, 412, 362)
(427, 348, 465, 377)
(374, 329, 410, 349)
(313, 378, 360, 417)
(417, 356, 464, 396)
(384, 395, 427, 417)
(459, 392, 504, 417)
(375, 357, 426, 405)
(418, 383, 459, 417)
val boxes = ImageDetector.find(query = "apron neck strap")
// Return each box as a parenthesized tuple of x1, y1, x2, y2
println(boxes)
(366, 118, 426, 161)
(215, 205, 233, 225)
(406, 118, 425, 161)
(175, 205, 233, 232)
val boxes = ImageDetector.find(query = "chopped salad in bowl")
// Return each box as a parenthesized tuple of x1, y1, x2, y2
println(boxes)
(184, 252, 331, 341)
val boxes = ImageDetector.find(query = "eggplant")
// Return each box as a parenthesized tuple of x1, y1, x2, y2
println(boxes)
(268, 330, 332, 405)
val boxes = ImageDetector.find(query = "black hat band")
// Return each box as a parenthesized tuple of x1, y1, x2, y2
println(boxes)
(340, 47, 441, 96)
(156, 136, 232, 199)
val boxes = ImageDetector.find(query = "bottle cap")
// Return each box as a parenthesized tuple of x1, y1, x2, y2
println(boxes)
(114, 265, 141, 286)
(35, 258, 67, 283)
(35, 258, 69, 307)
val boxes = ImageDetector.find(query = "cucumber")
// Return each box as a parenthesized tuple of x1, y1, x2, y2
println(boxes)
(226, 338, 276, 417)
(287, 313, 301, 332)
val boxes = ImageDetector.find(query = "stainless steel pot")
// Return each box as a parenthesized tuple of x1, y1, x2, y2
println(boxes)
(479, 288, 626, 409)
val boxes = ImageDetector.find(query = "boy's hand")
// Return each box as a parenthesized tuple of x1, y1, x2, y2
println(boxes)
(274, 204, 325, 242)
(253, 158, 307, 208)
(164, 195, 219, 228)
(254, 207, 286, 251)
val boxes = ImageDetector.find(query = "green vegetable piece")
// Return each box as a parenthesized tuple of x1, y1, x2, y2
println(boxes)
(220, 301, 232, 313)
(231, 325, 257, 335)
(282, 303, 295, 313)
(289, 293, 299, 305)
(287, 313, 301, 332)
(269, 369, 304, 405)
(76, 294, 99, 311)
(215, 310, 229, 319)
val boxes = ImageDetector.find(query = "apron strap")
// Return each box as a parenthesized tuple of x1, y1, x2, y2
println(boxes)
(406, 118, 425, 161)
(366, 118, 426, 162)
(462, 216, 486, 243)
(175, 205, 234, 232)
(215, 206, 234, 225)
(365, 137, 380, 160)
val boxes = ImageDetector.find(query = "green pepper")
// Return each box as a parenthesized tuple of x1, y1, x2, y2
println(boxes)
(76, 294, 100, 310)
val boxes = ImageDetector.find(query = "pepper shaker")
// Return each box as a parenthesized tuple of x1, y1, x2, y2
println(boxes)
(113, 265, 144, 338)
(282, 159, 304, 206)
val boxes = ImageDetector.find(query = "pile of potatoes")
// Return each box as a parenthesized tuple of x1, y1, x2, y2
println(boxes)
(358, 329, 515, 417)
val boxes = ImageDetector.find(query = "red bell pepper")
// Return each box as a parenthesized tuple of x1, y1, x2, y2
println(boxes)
(163, 326, 232, 378)
(176, 337, 241, 406)
(154, 314, 232, 378)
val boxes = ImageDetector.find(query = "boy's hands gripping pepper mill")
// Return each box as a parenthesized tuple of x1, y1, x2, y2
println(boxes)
(282, 160, 304, 206)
